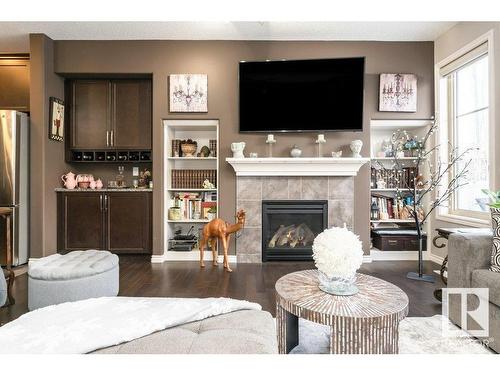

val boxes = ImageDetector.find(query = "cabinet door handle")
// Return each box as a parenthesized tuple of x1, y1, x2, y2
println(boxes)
(106, 131, 109, 147)
(100, 194, 103, 211)
(111, 130, 114, 147)
(104, 195, 108, 211)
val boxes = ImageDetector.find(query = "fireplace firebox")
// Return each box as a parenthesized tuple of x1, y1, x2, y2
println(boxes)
(262, 200, 328, 261)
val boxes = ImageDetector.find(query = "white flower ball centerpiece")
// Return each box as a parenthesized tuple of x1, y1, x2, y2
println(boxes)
(312, 226, 364, 296)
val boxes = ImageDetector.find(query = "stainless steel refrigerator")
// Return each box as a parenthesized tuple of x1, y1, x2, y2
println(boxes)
(0, 110, 29, 266)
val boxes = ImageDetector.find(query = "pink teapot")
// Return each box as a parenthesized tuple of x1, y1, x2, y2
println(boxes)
(61, 172, 78, 190)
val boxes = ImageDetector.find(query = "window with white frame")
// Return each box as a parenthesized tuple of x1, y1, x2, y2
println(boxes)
(439, 42, 490, 219)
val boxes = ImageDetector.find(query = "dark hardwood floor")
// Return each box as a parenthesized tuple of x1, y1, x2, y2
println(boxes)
(1, 256, 445, 326)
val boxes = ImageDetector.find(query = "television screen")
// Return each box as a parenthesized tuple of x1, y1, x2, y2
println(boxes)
(239, 57, 365, 132)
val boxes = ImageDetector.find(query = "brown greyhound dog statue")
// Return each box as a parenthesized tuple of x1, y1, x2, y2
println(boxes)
(199, 209, 246, 272)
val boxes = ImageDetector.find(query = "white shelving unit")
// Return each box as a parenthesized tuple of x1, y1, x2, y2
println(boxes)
(163, 119, 219, 261)
(369, 118, 433, 259)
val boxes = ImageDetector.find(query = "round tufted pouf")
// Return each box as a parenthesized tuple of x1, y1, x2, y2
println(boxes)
(28, 250, 119, 311)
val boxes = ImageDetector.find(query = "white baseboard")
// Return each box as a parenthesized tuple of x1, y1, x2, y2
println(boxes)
(362, 255, 373, 263)
(151, 251, 237, 264)
(426, 252, 445, 265)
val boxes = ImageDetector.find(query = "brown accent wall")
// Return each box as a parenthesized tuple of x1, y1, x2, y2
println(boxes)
(29, 39, 434, 256)
(29, 34, 66, 258)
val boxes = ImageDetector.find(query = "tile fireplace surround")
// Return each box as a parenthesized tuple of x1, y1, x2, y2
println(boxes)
(227, 157, 369, 263)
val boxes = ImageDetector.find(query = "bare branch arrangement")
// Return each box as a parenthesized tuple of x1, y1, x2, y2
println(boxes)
(374, 121, 473, 282)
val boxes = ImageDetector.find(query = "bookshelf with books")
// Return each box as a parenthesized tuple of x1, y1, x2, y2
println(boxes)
(163, 119, 219, 261)
(369, 119, 432, 256)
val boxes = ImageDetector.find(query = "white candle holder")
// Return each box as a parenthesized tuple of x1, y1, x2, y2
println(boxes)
(315, 134, 326, 157)
(266, 134, 276, 157)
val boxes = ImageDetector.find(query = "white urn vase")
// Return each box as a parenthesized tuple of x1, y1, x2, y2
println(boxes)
(350, 139, 363, 158)
(231, 142, 246, 158)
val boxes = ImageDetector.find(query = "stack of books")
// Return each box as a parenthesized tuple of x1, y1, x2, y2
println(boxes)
(171, 191, 217, 220)
(209, 139, 217, 157)
(171, 169, 217, 189)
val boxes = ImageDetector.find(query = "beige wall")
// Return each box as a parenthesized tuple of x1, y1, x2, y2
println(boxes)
(431, 22, 500, 258)
(29, 34, 66, 258)
(30, 38, 434, 256)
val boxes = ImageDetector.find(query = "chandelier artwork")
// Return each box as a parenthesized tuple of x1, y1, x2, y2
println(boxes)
(169, 74, 208, 112)
(379, 73, 417, 112)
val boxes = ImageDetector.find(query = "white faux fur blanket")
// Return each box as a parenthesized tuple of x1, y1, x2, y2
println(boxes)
(0, 297, 261, 354)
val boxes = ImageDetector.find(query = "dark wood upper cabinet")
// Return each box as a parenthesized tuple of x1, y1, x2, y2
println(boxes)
(106, 192, 152, 253)
(67, 78, 152, 154)
(0, 56, 30, 112)
(112, 80, 152, 149)
(58, 193, 105, 251)
(71, 80, 110, 149)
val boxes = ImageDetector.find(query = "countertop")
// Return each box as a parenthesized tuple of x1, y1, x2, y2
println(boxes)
(55, 188, 153, 192)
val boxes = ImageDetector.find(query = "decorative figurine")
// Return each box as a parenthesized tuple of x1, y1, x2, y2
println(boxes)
(231, 142, 246, 158)
(202, 179, 215, 189)
(290, 145, 302, 158)
(350, 139, 363, 158)
(331, 150, 343, 158)
(197, 145, 211, 157)
(315, 134, 326, 157)
(266, 134, 276, 157)
(199, 209, 246, 272)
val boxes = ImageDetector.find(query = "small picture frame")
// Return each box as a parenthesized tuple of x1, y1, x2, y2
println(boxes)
(49, 97, 64, 141)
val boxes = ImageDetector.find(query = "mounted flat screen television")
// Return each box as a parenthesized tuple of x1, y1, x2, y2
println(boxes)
(239, 57, 365, 132)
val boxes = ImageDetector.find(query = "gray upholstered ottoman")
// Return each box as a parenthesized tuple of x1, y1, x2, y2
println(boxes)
(28, 250, 119, 311)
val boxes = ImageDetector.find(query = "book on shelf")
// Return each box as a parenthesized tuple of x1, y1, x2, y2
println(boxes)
(371, 195, 412, 221)
(171, 169, 217, 189)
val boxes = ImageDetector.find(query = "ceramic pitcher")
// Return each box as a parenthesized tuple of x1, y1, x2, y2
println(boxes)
(61, 172, 78, 189)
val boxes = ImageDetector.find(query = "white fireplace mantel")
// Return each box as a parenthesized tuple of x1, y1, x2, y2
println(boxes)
(226, 157, 370, 177)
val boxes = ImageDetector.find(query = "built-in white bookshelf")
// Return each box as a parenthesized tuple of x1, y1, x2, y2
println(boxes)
(369, 119, 433, 259)
(163, 119, 219, 261)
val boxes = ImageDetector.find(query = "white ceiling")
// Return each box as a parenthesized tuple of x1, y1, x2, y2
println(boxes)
(0, 22, 456, 53)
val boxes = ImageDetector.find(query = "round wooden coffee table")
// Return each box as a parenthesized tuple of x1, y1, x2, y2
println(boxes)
(275, 270, 409, 354)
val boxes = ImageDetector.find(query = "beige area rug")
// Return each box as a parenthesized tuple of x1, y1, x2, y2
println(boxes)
(289, 315, 493, 354)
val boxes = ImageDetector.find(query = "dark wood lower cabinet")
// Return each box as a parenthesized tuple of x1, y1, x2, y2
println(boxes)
(57, 192, 152, 254)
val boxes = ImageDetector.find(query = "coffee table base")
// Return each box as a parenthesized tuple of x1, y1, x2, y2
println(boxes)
(277, 305, 401, 354)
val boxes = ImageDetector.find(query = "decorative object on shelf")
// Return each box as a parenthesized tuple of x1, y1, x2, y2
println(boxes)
(376, 122, 473, 282)
(331, 150, 342, 158)
(379, 73, 417, 112)
(230, 142, 246, 158)
(61, 172, 77, 190)
(168, 207, 182, 221)
(266, 134, 276, 157)
(139, 168, 152, 188)
(312, 226, 363, 296)
(206, 206, 217, 221)
(376, 179, 387, 189)
(370, 200, 380, 220)
(350, 139, 363, 158)
(315, 134, 326, 157)
(199, 209, 246, 272)
(115, 167, 125, 188)
(481, 189, 500, 272)
(169, 74, 208, 113)
(197, 145, 211, 157)
(202, 179, 215, 189)
(381, 139, 393, 157)
(171, 139, 181, 157)
(209, 139, 217, 157)
(95, 179, 103, 190)
(76, 174, 94, 189)
(89, 179, 97, 189)
(249, 152, 258, 158)
(290, 145, 302, 158)
(48, 97, 64, 141)
(180, 139, 198, 157)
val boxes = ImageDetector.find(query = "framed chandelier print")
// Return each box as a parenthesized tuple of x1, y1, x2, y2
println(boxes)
(169, 74, 208, 112)
(379, 73, 417, 112)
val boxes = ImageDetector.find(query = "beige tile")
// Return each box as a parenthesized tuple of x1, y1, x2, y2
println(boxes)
(302, 177, 328, 200)
(288, 177, 302, 199)
(237, 177, 262, 200)
(237, 253, 262, 263)
(328, 177, 354, 199)
(237, 200, 261, 228)
(262, 177, 289, 200)
(328, 199, 354, 228)
(235, 228, 261, 256)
